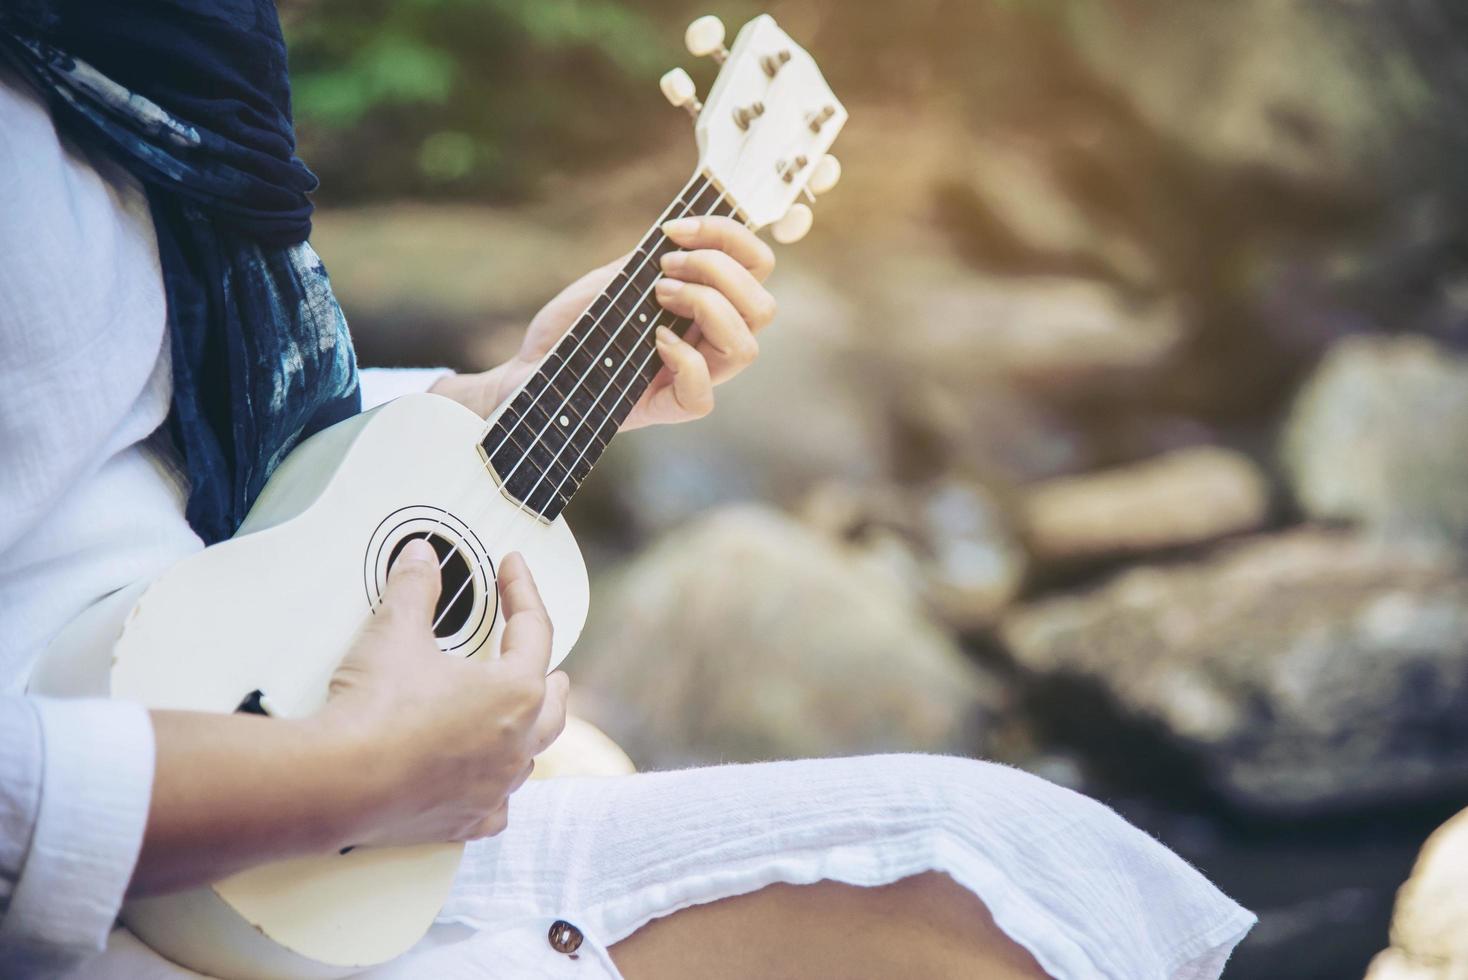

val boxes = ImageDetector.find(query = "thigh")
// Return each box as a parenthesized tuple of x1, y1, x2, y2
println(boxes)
(609, 872, 1050, 980)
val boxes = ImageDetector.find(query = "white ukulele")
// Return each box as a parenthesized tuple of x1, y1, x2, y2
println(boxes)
(31, 13, 845, 980)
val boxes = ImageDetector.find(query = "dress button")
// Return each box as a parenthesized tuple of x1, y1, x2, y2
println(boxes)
(548, 919, 584, 955)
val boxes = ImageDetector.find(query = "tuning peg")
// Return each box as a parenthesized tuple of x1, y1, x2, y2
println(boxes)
(685, 16, 729, 61)
(761, 49, 793, 77)
(808, 155, 842, 195)
(806, 105, 837, 133)
(771, 203, 813, 244)
(660, 68, 701, 118)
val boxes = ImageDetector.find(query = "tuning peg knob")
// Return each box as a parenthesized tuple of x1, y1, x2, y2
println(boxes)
(771, 203, 814, 245)
(685, 16, 728, 61)
(808, 155, 842, 195)
(660, 68, 701, 118)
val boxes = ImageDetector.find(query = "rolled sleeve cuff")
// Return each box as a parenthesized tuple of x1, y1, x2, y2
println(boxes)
(359, 367, 453, 411)
(0, 698, 154, 963)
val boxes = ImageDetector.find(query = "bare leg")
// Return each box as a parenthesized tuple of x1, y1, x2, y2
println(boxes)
(609, 871, 1051, 980)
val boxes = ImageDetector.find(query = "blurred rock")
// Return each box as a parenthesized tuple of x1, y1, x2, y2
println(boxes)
(1072, 0, 1386, 188)
(870, 255, 1185, 396)
(1022, 446, 1271, 565)
(953, 137, 1159, 290)
(1282, 334, 1468, 542)
(572, 505, 1002, 769)
(887, 379, 1090, 486)
(799, 479, 1027, 632)
(1001, 529, 1468, 817)
(916, 479, 1028, 629)
(1366, 808, 1468, 980)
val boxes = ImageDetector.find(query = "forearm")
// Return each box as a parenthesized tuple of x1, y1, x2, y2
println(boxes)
(131, 711, 372, 897)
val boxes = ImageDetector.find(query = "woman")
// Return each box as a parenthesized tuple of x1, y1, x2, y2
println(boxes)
(0, 3, 1253, 977)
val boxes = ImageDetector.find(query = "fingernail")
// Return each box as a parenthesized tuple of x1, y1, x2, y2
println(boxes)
(401, 538, 435, 563)
(660, 251, 687, 273)
(655, 278, 683, 297)
(656, 325, 679, 345)
(662, 218, 698, 237)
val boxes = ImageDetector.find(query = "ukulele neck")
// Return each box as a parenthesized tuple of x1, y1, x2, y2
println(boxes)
(478, 173, 742, 522)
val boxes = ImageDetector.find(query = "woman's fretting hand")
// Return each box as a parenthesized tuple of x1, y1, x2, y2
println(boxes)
(432, 215, 777, 430)
(316, 540, 567, 847)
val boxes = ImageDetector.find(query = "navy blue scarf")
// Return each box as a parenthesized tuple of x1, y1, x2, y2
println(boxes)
(1, 1, 360, 545)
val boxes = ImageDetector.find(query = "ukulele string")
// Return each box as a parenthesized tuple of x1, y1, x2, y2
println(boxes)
(476, 132, 800, 567)
(466, 205, 760, 618)
(433, 136, 796, 637)
(425, 185, 732, 634)
(471, 174, 714, 496)
(463, 124, 816, 619)
(400, 172, 707, 594)
(429, 188, 733, 634)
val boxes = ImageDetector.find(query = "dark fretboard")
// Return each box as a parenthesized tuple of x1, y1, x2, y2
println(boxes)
(479, 175, 739, 521)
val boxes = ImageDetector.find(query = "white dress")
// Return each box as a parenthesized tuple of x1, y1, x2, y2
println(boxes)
(0, 68, 1254, 980)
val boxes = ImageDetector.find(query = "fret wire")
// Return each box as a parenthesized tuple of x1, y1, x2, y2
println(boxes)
(499, 194, 739, 515)
(478, 171, 709, 438)
(423, 190, 763, 632)
(480, 174, 717, 515)
(485, 179, 741, 519)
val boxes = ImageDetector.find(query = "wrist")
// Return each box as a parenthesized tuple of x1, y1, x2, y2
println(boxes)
(287, 711, 388, 852)
(429, 365, 510, 419)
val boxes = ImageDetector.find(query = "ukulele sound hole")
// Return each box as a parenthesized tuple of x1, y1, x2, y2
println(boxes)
(386, 533, 476, 638)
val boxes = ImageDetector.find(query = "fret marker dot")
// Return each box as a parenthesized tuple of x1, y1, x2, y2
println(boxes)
(559, 415, 570, 427)
(603, 357, 614, 368)
(639, 313, 648, 323)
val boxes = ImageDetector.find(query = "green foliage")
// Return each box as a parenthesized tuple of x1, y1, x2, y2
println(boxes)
(287, 0, 700, 201)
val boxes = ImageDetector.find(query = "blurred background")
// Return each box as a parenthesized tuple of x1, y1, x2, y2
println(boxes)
(284, 2, 1468, 976)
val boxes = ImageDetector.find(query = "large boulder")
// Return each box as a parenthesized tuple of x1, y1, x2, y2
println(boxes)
(1282, 334, 1468, 542)
(1022, 446, 1271, 566)
(1366, 808, 1468, 980)
(866, 253, 1185, 397)
(571, 506, 1003, 769)
(1001, 529, 1468, 817)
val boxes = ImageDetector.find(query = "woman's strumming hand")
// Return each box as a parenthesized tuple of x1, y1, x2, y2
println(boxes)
(432, 215, 776, 430)
(134, 541, 564, 897)
(316, 539, 568, 848)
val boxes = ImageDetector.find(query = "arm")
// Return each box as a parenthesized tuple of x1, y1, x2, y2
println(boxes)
(0, 697, 153, 972)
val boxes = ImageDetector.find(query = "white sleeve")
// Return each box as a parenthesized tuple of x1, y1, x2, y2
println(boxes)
(358, 367, 454, 411)
(0, 696, 155, 974)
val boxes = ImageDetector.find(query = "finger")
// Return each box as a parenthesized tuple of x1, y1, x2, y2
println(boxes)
(382, 537, 443, 628)
(527, 670, 570, 757)
(468, 801, 509, 840)
(660, 250, 777, 331)
(508, 759, 535, 794)
(655, 280, 756, 384)
(661, 215, 776, 282)
(652, 325, 715, 417)
(496, 552, 554, 674)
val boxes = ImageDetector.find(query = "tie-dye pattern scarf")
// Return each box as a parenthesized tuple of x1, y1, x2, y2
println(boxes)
(0, 2, 360, 545)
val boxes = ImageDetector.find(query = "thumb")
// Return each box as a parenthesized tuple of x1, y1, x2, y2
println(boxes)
(382, 537, 443, 627)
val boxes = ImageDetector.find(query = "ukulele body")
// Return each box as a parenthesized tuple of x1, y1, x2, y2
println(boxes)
(33, 392, 590, 979)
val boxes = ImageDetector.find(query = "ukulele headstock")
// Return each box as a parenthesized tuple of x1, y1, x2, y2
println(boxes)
(661, 14, 846, 243)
